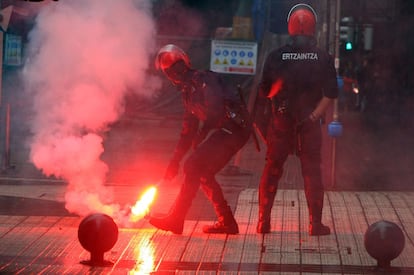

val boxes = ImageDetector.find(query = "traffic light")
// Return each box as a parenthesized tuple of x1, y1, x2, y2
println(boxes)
(345, 41, 353, 51)
(339, 17, 354, 51)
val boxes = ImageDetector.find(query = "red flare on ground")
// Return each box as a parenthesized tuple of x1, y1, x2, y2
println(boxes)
(129, 186, 157, 222)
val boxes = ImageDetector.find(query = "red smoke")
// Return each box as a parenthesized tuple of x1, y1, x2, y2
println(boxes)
(22, 0, 158, 225)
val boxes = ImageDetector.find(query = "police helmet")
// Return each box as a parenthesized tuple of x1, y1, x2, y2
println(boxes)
(287, 3, 317, 36)
(155, 44, 191, 73)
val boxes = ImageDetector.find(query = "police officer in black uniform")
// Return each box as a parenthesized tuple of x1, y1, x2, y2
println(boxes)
(255, 4, 338, 235)
(149, 44, 252, 235)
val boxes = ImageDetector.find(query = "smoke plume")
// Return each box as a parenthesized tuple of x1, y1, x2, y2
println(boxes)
(22, 0, 156, 224)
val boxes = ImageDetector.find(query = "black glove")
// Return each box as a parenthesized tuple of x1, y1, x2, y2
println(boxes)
(164, 160, 180, 181)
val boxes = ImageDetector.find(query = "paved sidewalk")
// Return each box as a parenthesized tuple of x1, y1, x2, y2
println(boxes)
(1, 186, 414, 274)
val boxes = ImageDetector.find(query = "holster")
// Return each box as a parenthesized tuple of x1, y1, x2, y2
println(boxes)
(225, 104, 251, 129)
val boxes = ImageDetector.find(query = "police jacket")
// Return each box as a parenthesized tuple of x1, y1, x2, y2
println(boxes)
(171, 70, 249, 162)
(260, 36, 338, 121)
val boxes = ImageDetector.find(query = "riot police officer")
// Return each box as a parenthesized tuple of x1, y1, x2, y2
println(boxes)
(149, 44, 252, 234)
(255, 4, 338, 235)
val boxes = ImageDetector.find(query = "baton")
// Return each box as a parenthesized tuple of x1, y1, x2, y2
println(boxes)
(237, 85, 261, 152)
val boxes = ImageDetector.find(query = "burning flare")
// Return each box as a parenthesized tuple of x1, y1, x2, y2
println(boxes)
(129, 185, 157, 222)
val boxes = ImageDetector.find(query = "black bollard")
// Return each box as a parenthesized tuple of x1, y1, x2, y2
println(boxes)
(78, 213, 118, 266)
(364, 220, 405, 270)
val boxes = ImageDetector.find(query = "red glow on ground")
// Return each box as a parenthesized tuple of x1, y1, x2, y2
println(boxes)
(130, 239, 155, 274)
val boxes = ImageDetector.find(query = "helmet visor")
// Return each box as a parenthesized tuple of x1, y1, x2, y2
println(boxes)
(163, 60, 189, 85)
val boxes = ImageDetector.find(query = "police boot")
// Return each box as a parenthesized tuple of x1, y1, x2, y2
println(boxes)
(148, 201, 186, 234)
(304, 177, 331, 236)
(257, 201, 274, 234)
(309, 221, 331, 236)
(308, 202, 330, 236)
(257, 209, 271, 234)
(149, 183, 196, 234)
(257, 182, 277, 234)
(149, 214, 184, 235)
(203, 205, 239, 234)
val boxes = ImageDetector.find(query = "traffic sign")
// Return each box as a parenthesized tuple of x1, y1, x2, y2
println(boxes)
(210, 40, 258, 75)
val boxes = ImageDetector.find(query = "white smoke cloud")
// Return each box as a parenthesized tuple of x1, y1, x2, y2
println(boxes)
(21, 0, 157, 224)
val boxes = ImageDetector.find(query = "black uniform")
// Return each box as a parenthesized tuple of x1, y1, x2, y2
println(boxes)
(150, 69, 252, 234)
(257, 36, 338, 233)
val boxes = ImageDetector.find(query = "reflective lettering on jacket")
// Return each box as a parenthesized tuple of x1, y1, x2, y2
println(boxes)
(282, 52, 318, 60)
